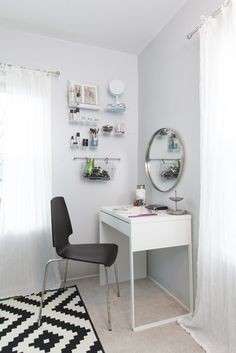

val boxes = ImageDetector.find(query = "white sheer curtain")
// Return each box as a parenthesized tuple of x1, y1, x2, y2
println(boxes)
(179, 1, 236, 352)
(0, 67, 60, 298)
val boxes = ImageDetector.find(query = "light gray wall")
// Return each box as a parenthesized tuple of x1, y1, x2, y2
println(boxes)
(0, 0, 223, 297)
(0, 27, 138, 280)
(138, 0, 221, 306)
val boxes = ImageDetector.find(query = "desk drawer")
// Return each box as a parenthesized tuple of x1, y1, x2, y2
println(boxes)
(131, 219, 191, 251)
(100, 211, 130, 236)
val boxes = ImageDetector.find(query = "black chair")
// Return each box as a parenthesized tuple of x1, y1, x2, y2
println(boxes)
(38, 196, 120, 331)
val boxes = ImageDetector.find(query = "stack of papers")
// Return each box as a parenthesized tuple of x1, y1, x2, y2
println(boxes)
(112, 206, 158, 218)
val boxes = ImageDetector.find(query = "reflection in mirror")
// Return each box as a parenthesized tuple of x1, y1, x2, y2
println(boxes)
(145, 128, 184, 192)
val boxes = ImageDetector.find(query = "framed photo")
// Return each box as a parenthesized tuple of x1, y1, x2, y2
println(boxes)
(68, 81, 83, 105)
(68, 81, 99, 107)
(83, 84, 98, 105)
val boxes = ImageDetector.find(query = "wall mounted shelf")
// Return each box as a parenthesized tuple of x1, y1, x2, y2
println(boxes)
(69, 103, 101, 111)
(113, 132, 125, 136)
(105, 104, 126, 113)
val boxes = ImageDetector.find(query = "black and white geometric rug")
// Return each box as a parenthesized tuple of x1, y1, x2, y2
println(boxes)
(0, 286, 105, 353)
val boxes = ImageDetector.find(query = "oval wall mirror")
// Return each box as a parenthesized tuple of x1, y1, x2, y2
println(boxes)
(145, 128, 184, 192)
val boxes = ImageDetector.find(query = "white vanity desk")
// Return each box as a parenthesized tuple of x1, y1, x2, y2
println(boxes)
(99, 206, 193, 332)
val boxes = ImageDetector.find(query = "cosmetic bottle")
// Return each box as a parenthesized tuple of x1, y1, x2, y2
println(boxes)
(76, 132, 80, 147)
(169, 133, 178, 151)
(85, 158, 95, 176)
(70, 136, 74, 148)
(136, 185, 146, 206)
(74, 108, 77, 121)
(169, 134, 174, 151)
(82, 138, 88, 148)
(172, 135, 178, 150)
(69, 109, 74, 121)
(72, 109, 76, 121)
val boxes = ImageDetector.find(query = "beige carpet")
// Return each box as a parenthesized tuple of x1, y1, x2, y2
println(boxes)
(73, 277, 204, 353)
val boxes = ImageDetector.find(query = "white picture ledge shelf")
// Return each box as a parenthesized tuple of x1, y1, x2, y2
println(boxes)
(69, 103, 101, 111)
(69, 103, 126, 112)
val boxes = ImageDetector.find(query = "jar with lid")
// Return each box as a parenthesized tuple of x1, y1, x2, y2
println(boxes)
(136, 185, 146, 206)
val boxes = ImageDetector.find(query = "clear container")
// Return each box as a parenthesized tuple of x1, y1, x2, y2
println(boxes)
(136, 185, 146, 205)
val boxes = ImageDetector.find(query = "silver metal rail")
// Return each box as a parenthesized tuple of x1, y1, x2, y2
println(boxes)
(0, 62, 60, 76)
(186, 0, 230, 39)
(73, 156, 121, 161)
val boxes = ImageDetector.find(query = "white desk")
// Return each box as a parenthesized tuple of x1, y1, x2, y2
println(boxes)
(99, 206, 193, 332)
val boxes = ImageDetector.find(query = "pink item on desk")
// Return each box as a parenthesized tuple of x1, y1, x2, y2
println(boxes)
(128, 213, 158, 218)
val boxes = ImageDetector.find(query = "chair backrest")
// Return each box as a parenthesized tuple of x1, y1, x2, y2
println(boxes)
(51, 197, 73, 251)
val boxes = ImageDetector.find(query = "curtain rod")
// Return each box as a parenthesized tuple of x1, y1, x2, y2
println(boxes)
(0, 62, 60, 76)
(186, 0, 230, 40)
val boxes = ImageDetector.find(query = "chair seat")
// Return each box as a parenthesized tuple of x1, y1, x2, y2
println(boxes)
(57, 243, 118, 267)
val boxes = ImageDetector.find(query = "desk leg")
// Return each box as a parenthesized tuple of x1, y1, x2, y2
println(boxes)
(129, 241, 135, 330)
(188, 244, 194, 314)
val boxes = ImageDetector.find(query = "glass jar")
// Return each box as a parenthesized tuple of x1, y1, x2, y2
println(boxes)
(136, 185, 146, 205)
(85, 158, 95, 176)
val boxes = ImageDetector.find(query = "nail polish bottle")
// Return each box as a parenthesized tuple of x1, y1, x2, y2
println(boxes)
(76, 132, 80, 147)
(70, 136, 74, 148)
(73, 109, 77, 121)
(76, 108, 80, 121)
(69, 109, 73, 121)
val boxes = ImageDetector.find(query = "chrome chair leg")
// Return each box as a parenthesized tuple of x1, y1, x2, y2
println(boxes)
(105, 266, 112, 331)
(38, 258, 63, 327)
(63, 259, 69, 288)
(114, 262, 120, 297)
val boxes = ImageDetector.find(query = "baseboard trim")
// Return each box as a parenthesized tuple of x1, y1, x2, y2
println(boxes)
(148, 275, 189, 311)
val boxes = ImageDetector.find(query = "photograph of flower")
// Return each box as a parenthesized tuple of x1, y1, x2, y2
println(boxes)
(83, 84, 98, 105)
(68, 81, 99, 107)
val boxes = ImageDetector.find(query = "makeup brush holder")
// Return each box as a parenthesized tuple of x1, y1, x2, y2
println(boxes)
(90, 137, 98, 147)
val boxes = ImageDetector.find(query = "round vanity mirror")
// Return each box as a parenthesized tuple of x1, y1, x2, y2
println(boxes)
(145, 128, 184, 192)
(108, 80, 125, 97)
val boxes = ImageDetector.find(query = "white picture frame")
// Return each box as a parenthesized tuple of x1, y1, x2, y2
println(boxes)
(83, 84, 99, 105)
(68, 81, 99, 107)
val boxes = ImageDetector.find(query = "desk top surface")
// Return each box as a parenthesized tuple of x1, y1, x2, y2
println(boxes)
(100, 205, 191, 224)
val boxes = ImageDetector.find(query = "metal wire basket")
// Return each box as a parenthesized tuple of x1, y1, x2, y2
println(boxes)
(82, 159, 116, 181)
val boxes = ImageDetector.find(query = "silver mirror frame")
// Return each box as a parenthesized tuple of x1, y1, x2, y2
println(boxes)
(145, 128, 184, 193)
